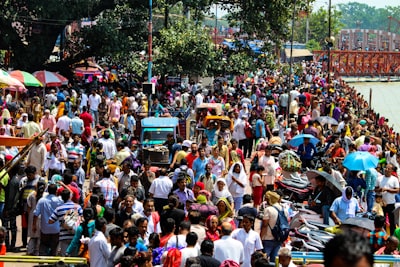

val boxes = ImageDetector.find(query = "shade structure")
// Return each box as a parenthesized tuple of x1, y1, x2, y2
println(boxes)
(9, 70, 43, 87)
(288, 133, 320, 147)
(342, 151, 379, 171)
(75, 67, 103, 78)
(33, 70, 68, 87)
(0, 70, 26, 92)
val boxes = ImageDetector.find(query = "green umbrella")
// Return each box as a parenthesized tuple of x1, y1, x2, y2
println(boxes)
(9, 70, 43, 87)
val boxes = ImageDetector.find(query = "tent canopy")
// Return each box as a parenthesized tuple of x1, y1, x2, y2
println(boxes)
(284, 48, 313, 58)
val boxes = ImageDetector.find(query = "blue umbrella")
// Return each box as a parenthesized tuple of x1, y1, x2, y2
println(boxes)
(288, 134, 320, 147)
(342, 151, 379, 171)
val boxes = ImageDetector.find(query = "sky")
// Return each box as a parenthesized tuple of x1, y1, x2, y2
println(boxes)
(215, 1, 398, 18)
(313, 0, 397, 11)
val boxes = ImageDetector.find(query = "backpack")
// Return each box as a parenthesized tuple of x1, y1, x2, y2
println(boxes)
(122, 153, 141, 172)
(62, 207, 81, 234)
(268, 206, 290, 243)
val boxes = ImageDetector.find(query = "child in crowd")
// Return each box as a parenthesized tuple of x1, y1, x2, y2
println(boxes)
(372, 193, 385, 217)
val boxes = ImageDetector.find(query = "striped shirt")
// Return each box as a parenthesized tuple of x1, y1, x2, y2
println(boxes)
(66, 142, 84, 163)
(49, 201, 83, 241)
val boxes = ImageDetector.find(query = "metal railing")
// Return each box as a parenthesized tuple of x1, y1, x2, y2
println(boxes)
(274, 251, 400, 267)
(0, 255, 87, 265)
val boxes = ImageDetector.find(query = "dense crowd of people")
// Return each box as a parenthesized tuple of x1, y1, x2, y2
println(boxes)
(0, 61, 399, 267)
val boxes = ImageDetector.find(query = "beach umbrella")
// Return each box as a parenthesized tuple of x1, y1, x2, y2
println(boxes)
(315, 116, 338, 126)
(306, 170, 342, 197)
(9, 70, 43, 87)
(33, 70, 68, 87)
(342, 151, 378, 171)
(288, 133, 320, 147)
(0, 70, 26, 92)
(340, 217, 374, 236)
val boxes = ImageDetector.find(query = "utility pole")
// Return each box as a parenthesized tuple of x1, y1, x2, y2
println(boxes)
(327, 0, 332, 83)
(148, 0, 153, 82)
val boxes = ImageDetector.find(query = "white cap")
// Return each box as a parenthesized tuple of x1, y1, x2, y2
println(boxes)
(182, 140, 192, 148)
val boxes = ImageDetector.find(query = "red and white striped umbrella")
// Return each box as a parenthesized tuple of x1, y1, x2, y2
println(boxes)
(32, 70, 68, 87)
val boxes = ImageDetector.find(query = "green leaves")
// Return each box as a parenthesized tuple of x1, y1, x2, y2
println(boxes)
(154, 19, 215, 76)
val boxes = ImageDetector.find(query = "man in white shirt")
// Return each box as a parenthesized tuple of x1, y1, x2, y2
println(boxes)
(213, 221, 244, 265)
(375, 164, 399, 234)
(139, 199, 161, 235)
(97, 129, 117, 160)
(88, 89, 101, 126)
(180, 232, 199, 267)
(45, 89, 57, 109)
(232, 214, 263, 267)
(195, 91, 203, 108)
(88, 218, 110, 267)
(56, 110, 72, 137)
(79, 91, 88, 111)
(149, 168, 173, 214)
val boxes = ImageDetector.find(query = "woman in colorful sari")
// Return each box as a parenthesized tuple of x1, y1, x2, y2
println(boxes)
(56, 101, 65, 120)
(216, 197, 235, 228)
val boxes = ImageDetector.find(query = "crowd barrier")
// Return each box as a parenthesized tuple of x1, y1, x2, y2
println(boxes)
(274, 251, 400, 266)
(0, 255, 87, 265)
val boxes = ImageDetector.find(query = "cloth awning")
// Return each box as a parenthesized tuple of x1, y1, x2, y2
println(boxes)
(0, 136, 32, 146)
(285, 48, 313, 58)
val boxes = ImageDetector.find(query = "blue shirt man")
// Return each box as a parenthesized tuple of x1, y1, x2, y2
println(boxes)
(192, 148, 208, 182)
(70, 115, 84, 135)
(297, 137, 316, 168)
(365, 168, 379, 212)
(33, 184, 63, 256)
(173, 177, 195, 209)
(255, 117, 266, 140)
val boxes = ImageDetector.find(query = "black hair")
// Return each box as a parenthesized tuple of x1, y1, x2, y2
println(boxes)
(242, 214, 255, 223)
(135, 217, 148, 227)
(61, 189, 71, 202)
(242, 194, 253, 204)
(126, 226, 140, 237)
(188, 210, 201, 224)
(200, 239, 214, 255)
(179, 221, 191, 231)
(168, 195, 180, 209)
(103, 169, 111, 178)
(25, 165, 36, 175)
(256, 166, 265, 172)
(324, 232, 373, 267)
(95, 217, 108, 231)
(48, 183, 58, 195)
(374, 215, 386, 229)
(164, 218, 176, 234)
(63, 172, 73, 184)
(130, 175, 139, 182)
(185, 232, 198, 247)
(148, 232, 160, 248)
(83, 207, 95, 222)
(103, 207, 115, 223)
(109, 227, 124, 238)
